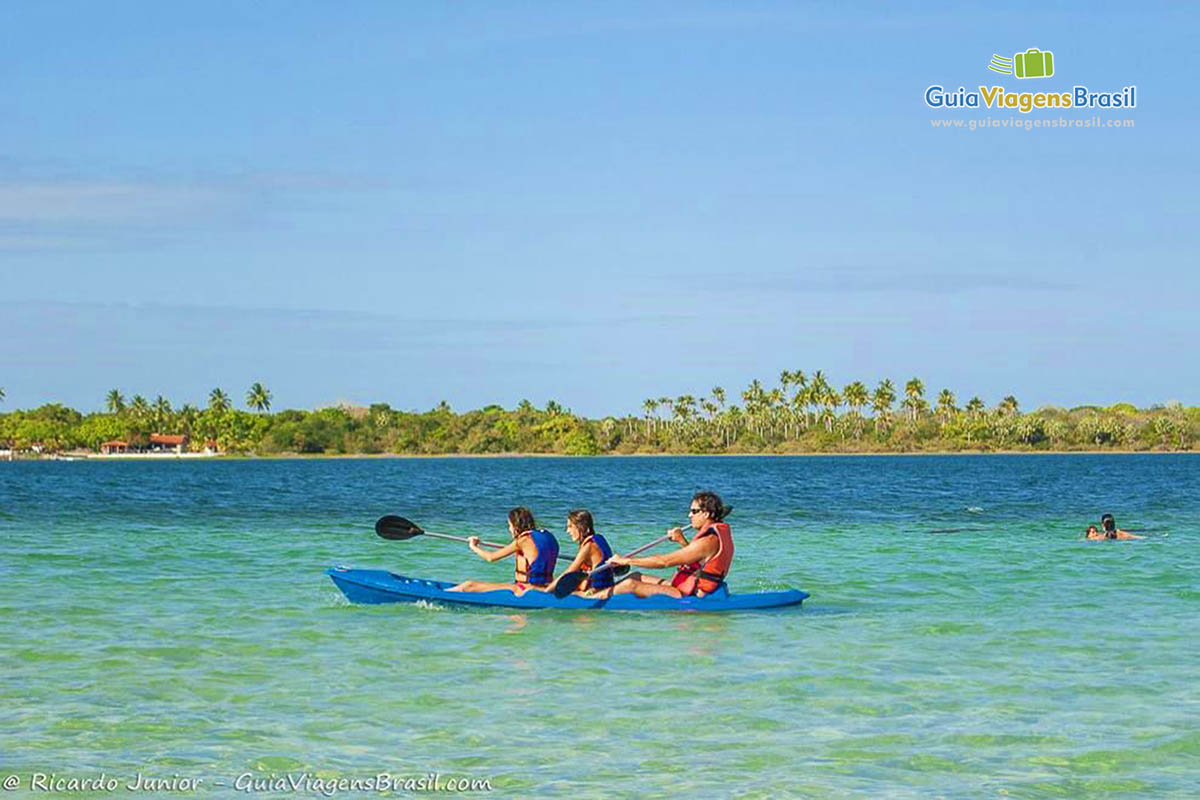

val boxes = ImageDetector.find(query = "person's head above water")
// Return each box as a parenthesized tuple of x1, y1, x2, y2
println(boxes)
(1101, 513, 1116, 533)
(1086, 525, 1099, 536)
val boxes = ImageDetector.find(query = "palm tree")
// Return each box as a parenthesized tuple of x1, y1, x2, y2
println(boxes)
(246, 383, 272, 413)
(726, 405, 744, 443)
(903, 378, 926, 422)
(820, 388, 841, 433)
(789, 387, 807, 434)
(811, 372, 832, 427)
(844, 381, 869, 439)
(130, 394, 151, 421)
(741, 380, 765, 437)
(643, 398, 659, 435)
(177, 404, 199, 435)
(153, 395, 173, 431)
(767, 388, 784, 439)
(790, 370, 808, 400)
(784, 370, 808, 437)
(657, 396, 674, 430)
(773, 370, 793, 436)
(209, 388, 232, 413)
(999, 395, 1020, 416)
(674, 395, 696, 437)
(105, 389, 125, 414)
(936, 389, 958, 423)
(844, 381, 868, 416)
(872, 379, 896, 432)
(966, 396, 985, 417)
(711, 386, 726, 411)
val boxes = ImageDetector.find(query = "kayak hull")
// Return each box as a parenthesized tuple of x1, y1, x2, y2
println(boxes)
(327, 567, 807, 612)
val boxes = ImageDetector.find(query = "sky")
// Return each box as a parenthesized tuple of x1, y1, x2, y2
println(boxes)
(2, 2, 1197, 416)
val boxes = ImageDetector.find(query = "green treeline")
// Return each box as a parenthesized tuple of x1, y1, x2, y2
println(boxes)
(0, 374, 1197, 456)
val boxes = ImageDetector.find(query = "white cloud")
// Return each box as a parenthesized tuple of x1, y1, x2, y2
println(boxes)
(0, 169, 382, 252)
(0, 181, 231, 223)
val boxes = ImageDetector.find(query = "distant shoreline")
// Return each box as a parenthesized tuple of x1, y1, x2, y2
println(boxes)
(8, 448, 1195, 462)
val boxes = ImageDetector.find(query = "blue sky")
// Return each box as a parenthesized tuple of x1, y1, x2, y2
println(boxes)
(2, 2, 1196, 415)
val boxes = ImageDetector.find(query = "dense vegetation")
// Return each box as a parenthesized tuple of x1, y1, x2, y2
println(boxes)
(0, 374, 1196, 456)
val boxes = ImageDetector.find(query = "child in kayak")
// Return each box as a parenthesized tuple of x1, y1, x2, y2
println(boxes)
(449, 506, 561, 594)
(602, 491, 733, 600)
(543, 509, 615, 595)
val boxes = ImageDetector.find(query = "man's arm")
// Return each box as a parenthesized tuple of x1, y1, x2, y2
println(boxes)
(614, 535, 717, 569)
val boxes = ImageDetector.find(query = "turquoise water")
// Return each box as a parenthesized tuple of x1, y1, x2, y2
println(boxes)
(1, 455, 1197, 797)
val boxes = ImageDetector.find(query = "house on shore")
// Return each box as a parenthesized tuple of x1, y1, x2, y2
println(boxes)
(99, 435, 190, 455)
(149, 433, 188, 454)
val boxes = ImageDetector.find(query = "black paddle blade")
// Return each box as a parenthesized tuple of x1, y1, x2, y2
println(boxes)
(375, 515, 425, 540)
(721, 503, 734, 518)
(552, 570, 588, 598)
(612, 563, 630, 577)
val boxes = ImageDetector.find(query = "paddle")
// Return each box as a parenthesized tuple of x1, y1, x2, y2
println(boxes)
(377, 515, 610, 576)
(374, 515, 510, 551)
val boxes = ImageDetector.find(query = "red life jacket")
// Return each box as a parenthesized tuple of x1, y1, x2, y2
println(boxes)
(671, 523, 733, 596)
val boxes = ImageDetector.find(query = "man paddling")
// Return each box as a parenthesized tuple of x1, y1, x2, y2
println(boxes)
(448, 507, 561, 594)
(602, 491, 733, 599)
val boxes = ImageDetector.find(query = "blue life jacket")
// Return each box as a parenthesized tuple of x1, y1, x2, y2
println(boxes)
(583, 533, 615, 590)
(515, 529, 560, 586)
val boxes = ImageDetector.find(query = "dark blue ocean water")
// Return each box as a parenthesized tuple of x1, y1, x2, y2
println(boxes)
(1, 456, 1196, 797)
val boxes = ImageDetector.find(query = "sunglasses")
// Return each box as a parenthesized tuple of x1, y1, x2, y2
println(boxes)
(688, 508, 703, 515)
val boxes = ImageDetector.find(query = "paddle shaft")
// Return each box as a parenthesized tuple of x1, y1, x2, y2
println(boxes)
(413, 528, 658, 563)
(451, 523, 690, 561)
(419, 529, 511, 551)
(584, 525, 693, 578)
(425, 528, 615, 560)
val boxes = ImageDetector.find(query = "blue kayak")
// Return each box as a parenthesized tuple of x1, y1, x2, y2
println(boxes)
(327, 567, 808, 612)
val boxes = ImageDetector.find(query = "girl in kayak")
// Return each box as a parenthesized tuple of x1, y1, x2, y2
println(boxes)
(449, 506, 561, 594)
(544, 509, 615, 595)
(602, 491, 733, 600)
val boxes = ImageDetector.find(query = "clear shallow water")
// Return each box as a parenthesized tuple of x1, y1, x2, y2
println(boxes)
(1, 455, 1197, 797)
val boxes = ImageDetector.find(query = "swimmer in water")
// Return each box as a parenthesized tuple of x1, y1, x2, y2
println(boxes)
(1099, 513, 1143, 540)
